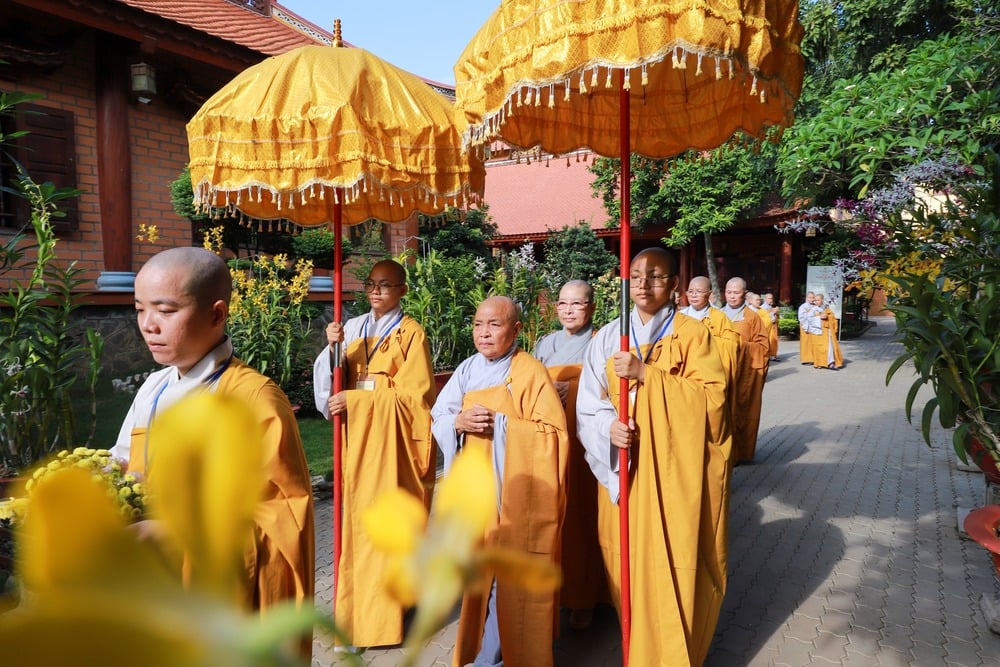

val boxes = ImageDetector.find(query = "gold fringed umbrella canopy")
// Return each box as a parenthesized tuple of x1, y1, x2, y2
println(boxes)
(187, 44, 484, 227)
(454, 0, 804, 157)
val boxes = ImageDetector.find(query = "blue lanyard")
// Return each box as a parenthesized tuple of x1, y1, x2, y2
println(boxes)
(363, 312, 404, 371)
(630, 309, 674, 363)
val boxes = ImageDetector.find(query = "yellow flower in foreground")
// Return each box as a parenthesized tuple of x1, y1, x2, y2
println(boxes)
(146, 393, 265, 601)
(0, 397, 328, 667)
(362, 446, 560, 666)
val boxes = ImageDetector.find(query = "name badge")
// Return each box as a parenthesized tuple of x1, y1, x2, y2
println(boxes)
(355, 376, 376, 391)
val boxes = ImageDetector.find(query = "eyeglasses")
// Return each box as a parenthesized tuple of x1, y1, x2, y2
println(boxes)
(556, 300, 591, 310)
(629, 274, 673, 288)
(363, 280, 404, 293)
(686, 289, 710, 295)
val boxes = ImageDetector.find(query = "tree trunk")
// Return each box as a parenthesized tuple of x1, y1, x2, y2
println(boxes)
(703, 230, 721, 306)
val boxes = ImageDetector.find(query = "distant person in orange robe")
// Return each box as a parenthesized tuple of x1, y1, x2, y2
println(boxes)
(722, 277, 770, 465)
(578, 249, 729, 666)
(763, 292, 780, 361)
(746, 291, 774, 377)
(313, 259, 436, 649)
(432, 296, 568, 667)
(681, 275, 740, 478)
(113, 247, 314, 656)
(534, 279, 606, 632)
(811, 293, 844, 370)
(797, 291, 817, 365)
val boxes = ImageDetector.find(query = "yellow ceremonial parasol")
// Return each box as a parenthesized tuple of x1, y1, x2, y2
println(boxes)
(455, 1, 803, 663)
(187, 26, 484, 609)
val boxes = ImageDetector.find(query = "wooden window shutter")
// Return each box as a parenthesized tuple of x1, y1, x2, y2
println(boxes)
(13, 103, 79, 232)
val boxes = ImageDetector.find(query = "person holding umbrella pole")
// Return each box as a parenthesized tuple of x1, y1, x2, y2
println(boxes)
(577, 247, 731, 666)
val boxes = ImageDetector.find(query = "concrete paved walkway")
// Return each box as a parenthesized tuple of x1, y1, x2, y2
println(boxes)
(312, 316, 1000, 666)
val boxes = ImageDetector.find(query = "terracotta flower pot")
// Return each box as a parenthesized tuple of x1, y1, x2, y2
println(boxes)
(968, 438, 1000, 485)
(964, 505, 1000, 580)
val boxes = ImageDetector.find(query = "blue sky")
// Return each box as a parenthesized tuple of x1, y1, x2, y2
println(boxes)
(279, 1, 499, 85)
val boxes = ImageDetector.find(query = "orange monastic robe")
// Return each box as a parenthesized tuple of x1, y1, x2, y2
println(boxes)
(578, 312, 729, 666)
(122, 357, 315, 617)
(696, 308, 741, 480)
(449, 350, 569, 667)
(764, 306, 779, 358)
(700, 308, 741, 393)
(812, 307, 845, 369)
(546, 363, 606, 612)
(755, 307, 777, 363)
(727, 308, 770, 463)
(315, 313, 436, 647)
(798, 302, 815, 365)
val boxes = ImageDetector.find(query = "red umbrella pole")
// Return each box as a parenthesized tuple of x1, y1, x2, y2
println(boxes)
(617, 77, 632, 667)
(332, 200, 344, 609)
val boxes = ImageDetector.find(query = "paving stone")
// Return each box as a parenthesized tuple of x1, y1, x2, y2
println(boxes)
(943, 636, 985, 666)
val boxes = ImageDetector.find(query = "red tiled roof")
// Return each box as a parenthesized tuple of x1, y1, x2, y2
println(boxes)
(119, 0, 327, 56)
(483, 152, 609, 239)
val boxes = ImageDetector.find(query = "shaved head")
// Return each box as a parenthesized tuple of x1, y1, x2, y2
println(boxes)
(689, 276, 710, 291)
(370, 259, 406, 285)
(632, 247, 678, 276)
(561, 279, 594, 302)
(140, 246, 231, 308)
(480, 295, 520, 323)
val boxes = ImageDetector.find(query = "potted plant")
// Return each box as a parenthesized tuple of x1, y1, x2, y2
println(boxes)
(880, 154, 1000, 478)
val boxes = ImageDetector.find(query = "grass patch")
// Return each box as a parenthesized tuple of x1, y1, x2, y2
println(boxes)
(298, 417, 333, 479)
(76, 375, 333, 480)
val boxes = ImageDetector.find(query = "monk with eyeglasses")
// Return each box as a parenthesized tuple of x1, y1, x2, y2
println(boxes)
(534, 280, 607, 632)
(312, 258, 436, 649)
(577, 248, 730, 666)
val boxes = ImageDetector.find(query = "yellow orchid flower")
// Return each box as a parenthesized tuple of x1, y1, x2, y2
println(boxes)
(0, 395, 333, 667)
(145, 392, 266, 602)
(361, 446, 560, 666)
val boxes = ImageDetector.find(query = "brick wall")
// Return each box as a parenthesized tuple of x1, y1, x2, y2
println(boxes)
(0, 30, 195, 290)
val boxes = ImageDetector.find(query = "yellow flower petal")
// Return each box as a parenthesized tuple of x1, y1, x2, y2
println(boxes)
(361, 488, 427, 555)
(434, 446, 496, 536)
(400, 552, 465, 658)
(146, 393, 265, 598)
(17, 467, 170, 595)
(476, 547, 562, 594)
(381, 556, 420, 607)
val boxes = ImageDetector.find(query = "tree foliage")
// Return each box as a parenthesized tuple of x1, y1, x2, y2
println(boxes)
(655, 141, 776, 247)
(418, 204, 497, 259)
(589, 139, 776, 244)
(541, 222, 616, 287)
(778, 31, 1000, 207)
